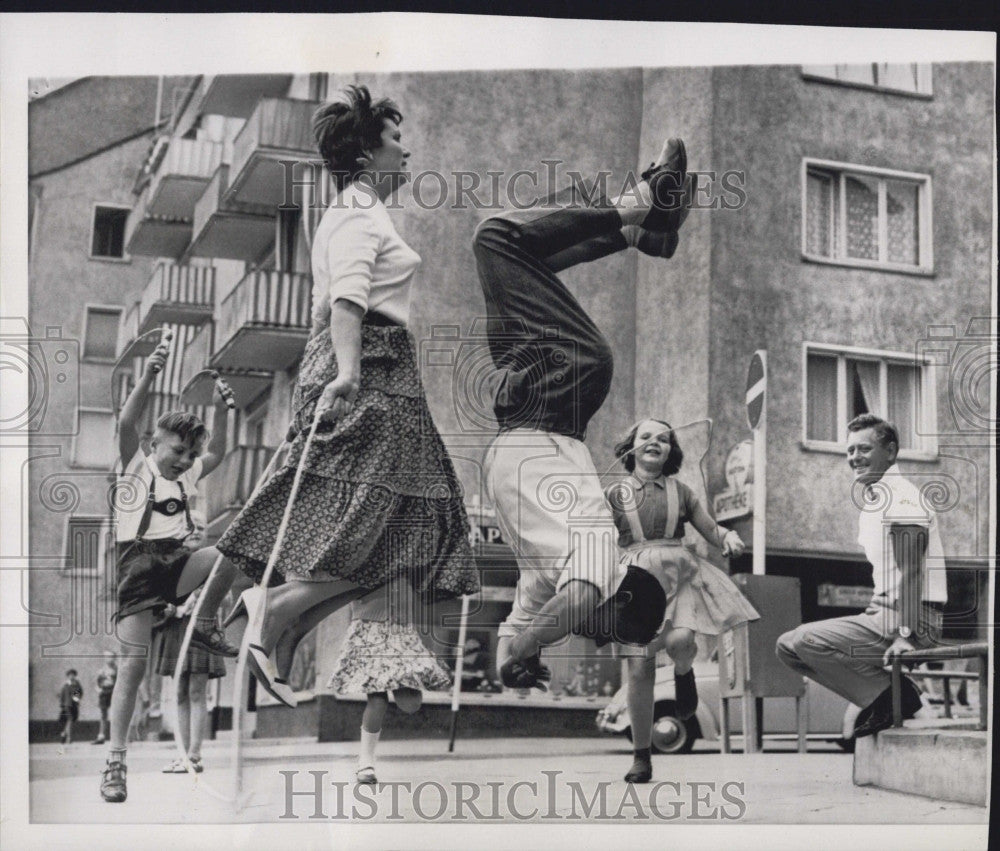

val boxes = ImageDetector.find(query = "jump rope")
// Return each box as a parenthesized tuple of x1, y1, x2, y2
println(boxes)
(122, 327, 718, 804)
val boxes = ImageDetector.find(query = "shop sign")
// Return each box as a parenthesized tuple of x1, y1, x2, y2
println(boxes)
(712, 441, 754, 521)
(816, 583, 874, 609)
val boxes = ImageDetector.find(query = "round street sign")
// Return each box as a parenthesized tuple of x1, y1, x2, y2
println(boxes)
(746, 350, 766, 430)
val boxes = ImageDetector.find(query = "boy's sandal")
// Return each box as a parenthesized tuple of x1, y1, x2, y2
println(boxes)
(162, 759, 187, 773)
(189, 756, 204, 773)
(356, 766, 378, 786)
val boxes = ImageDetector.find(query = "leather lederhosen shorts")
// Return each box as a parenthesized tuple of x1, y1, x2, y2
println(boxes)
(113, 539, 191, 623)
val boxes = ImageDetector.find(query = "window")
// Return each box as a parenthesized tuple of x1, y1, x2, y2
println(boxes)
(65, 516, 114, 576)
(73, 408, 116, 468)
(803, 344, 936, 457)
(803, 159, 932, 273)
(82, 305, 123, 361)
(802, 64, 932, 96)
(90, 204, 130, 259)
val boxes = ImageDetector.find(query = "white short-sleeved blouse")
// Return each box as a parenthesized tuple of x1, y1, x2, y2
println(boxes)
(310, 182, 421, 327)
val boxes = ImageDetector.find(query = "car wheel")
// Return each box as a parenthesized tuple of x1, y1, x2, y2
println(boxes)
(650, 702, 697, 754)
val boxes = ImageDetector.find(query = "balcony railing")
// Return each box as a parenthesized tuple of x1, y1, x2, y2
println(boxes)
(198, 75, 293, 119)
(137, 391, 181, 435)
(225, 98, 322, 209)
(144, 137, 227, 220)
(125, 183, 193, 259)
(211, 269, 312, 371)
(203, 444, 277, 532)
(137, 262, 215, 333)
(179, 320, 272, 407)
(186, 165, 275, 261)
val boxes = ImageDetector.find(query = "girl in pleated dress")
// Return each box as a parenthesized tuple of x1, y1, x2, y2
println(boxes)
(606, 418, 759, 783)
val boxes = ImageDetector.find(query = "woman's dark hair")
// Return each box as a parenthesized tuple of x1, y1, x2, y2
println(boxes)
(613, 418, 683, 476)
(312, 85, 403, 190)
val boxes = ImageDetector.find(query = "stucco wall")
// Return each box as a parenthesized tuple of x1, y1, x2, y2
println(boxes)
(707, 63, 993, 561)
(29, 113, 158, 719)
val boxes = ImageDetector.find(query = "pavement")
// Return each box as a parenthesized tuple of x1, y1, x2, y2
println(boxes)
(27, 735, 988, 829)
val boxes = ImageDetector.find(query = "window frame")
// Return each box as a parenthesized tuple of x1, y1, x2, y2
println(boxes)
(88, 202, 132, 263)
(800, 64, 933, 98)
(63, 514, 114, 577)
(801, 341, 938, 460)
(801, 158, 934, 275)
(81, 303, 124, 364)
(71, 406, 117, 469)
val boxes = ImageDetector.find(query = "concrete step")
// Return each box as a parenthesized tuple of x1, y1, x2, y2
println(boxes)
(853, 722, 988, 806)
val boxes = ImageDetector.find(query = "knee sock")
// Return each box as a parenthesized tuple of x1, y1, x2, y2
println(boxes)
(633, 746, 651, 763)
(359, 728, 380, 768)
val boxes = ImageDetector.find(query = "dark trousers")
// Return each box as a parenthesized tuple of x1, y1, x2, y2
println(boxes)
(472, 186, 626, 441)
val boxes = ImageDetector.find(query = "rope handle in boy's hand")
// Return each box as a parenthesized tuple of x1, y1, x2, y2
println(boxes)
(148, 328, 173, 374)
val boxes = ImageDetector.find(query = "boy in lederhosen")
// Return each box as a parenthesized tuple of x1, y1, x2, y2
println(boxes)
(100, 341, 239, 803)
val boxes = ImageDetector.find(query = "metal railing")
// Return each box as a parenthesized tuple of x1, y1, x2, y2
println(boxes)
(891, 642, 989, 731)
(215, 268, 312, 351)
(138, 262, 216, 326)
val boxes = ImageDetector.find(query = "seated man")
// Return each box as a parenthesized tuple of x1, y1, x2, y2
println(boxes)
(776, 414, 948, 738)
(472, 138, 693, 688)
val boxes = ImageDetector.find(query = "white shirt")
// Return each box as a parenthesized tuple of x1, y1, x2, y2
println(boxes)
(310, 182, 421, 327)
(116, 450, 203, 542)
(857, 464, 947, 603)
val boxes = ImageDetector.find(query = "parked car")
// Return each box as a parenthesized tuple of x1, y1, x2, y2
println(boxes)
(595, 659, 862, 753)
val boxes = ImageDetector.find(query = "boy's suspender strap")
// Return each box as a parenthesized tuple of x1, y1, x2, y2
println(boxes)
(134, 465, 195, 543)
(175, 479, 195, 534)
(664, 478, 680, 540)
(134, 471, 157, 543)
(622, 482, 646, 544)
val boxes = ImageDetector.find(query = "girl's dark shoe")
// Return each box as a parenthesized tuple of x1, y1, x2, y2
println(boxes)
(624, 755, 653, 783)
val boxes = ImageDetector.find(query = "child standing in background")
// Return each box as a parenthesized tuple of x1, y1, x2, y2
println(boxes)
(92, 652, 117, 745)
(328, 578, 452, 785)
(58, 669, 83, 745)
(153, 585, 227, 774)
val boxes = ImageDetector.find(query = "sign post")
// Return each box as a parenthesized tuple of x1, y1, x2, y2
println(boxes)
(746, 351, 766, 576)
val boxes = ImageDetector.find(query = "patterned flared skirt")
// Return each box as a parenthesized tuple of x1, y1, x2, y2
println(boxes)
(622, 540, 760, 637)
(152, 617, 226, 679)
(328, 618, 452, 695)
(216, 323, 480, 603)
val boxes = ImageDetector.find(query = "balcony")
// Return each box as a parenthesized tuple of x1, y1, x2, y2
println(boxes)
(179, 320, 272, 408)
(225, 98, 322, 209)
(203, 444, 277, 536)
(143, 137, 227, 220)
(137, 262, 215, 334)
(125, 183, 192, 259)
(211, 269, 312, 371)
(198, 75, 293, 119)
(187, 165, 275, 261)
